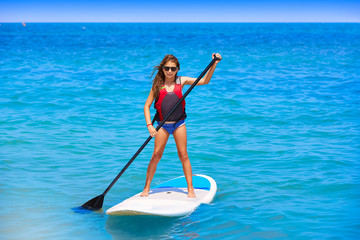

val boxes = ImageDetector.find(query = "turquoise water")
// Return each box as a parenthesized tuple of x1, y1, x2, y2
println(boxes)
(1, 23, 360, 239)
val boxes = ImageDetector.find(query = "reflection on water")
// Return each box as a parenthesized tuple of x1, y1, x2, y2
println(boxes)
(106, 215, 199, 240)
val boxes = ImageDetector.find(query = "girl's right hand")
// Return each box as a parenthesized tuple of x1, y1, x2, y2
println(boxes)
(148, 125, 157, 137)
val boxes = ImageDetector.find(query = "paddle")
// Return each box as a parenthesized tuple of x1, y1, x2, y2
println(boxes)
(81, 54, 220, 211)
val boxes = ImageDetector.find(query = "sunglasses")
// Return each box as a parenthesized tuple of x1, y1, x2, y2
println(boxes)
(162, 66, 178, 72)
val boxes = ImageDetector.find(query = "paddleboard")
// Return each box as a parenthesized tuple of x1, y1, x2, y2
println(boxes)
(106, 174, 217, 217)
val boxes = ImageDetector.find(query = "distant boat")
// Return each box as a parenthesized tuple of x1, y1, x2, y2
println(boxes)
(22, 22, 26, 27)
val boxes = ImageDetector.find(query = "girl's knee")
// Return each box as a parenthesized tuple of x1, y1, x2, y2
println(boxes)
(151, 151, 163, 163)
(178, 151, 189, 162)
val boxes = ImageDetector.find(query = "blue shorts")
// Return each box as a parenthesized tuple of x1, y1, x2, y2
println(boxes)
(158, 120, 185, 134)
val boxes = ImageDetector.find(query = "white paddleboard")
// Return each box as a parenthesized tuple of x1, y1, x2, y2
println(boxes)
(106, 174, 217, 217)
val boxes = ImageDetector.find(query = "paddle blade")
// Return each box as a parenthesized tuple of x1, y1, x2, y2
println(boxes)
(81, 194, 104, 211)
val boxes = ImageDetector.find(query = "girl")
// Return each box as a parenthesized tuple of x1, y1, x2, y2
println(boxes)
(141, 53, 222, 198)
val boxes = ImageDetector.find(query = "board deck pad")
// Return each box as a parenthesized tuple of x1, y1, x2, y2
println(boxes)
(106, 174, 217, 217)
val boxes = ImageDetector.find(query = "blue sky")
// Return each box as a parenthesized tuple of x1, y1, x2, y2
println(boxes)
(1, 0, 359, 22)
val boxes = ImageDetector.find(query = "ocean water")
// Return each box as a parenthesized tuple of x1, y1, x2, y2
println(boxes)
(1, 23, 359, 239)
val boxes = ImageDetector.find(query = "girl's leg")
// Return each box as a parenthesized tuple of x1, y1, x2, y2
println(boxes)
(173, 125, 196, 198)
(140, 128, 169, 197)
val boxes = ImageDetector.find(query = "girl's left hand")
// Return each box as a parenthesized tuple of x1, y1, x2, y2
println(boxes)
(212, 53, 222, 62)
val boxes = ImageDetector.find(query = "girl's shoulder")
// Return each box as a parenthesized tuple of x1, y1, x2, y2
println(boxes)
(176, 76, 181, 84)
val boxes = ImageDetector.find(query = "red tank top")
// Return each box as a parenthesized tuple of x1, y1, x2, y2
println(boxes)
(154, 76, 186, 122)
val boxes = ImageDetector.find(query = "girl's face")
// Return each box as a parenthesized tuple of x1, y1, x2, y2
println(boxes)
(162, 61, 179, 79)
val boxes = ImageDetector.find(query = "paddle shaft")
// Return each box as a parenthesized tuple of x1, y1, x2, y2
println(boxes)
(101, 57, 218, 196)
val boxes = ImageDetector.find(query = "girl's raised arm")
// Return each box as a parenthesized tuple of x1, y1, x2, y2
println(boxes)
(181, 53, 222, 87)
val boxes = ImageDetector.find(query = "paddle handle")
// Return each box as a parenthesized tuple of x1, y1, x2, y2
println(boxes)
(101, 55, 219, 196)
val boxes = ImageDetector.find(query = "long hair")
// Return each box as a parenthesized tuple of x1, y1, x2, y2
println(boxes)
(151, 54, 180, 100)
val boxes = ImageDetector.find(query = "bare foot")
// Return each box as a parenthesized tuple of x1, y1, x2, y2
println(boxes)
(188, 188, 196, 198)
(140, 188, 150, 197)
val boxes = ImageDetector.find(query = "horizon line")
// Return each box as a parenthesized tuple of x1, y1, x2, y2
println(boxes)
(1, 21, 360, 24)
